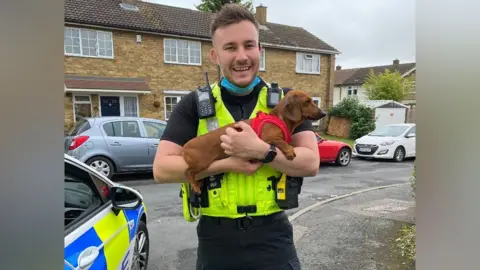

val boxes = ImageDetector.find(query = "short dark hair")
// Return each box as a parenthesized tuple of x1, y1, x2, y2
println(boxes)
(210, 4, 259, 38)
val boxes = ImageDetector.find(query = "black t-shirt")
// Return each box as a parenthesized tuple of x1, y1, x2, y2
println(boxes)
(160, 79, 313, 146)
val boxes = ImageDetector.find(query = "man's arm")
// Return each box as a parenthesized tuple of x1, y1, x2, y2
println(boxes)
(153, 92, 262, 183)
(256, 130, 319, 177)
(152, 93, 231, 183)
(220, 115, 320, 177)
(153, 140, 234, 183)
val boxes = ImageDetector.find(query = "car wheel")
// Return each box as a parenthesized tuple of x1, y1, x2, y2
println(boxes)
(86, 157, 114, 179)
(393, 146, 406, 162)
(335, 147, 351, 166)
(132, 221, 149, 270)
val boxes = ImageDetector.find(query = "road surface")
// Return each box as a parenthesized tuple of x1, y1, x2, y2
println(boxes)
(118, 158, 415, 270)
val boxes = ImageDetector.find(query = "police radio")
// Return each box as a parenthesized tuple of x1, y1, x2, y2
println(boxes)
(195, 72, 216, 119)
(267, 82, 282, 108)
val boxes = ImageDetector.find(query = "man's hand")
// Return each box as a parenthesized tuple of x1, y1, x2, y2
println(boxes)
(220, 121, 269, 160)
(224, 156, 263, 175)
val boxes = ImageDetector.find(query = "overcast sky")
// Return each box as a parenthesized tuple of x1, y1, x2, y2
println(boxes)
(146, 0, 415, 69)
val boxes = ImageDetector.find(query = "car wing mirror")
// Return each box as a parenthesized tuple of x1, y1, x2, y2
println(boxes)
(406, 133, 416, 138)
(110, 185, 143, 210)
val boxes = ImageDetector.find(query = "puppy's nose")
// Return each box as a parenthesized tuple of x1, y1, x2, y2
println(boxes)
(318, 109, 327, 119)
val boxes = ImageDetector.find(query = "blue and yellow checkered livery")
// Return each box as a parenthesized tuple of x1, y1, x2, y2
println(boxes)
(64, 203, 146, 270)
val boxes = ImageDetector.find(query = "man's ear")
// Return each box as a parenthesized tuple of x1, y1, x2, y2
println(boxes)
(210, 48, 219, 65)
(283, 95, 302, 122)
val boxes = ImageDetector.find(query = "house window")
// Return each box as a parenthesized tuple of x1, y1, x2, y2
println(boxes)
(296, 52, 320, 74)
(164, 96, 182, 120)
(164, 39, 202, 65)
(64, 27, 114, 58)
(260, 48, 266, 71)
(73, 95, 92, 122)
(348, 88, 358, 95)
(312, 97, 321, 126)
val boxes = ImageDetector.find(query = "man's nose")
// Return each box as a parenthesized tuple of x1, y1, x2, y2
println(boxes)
(235, 47, 248, 61)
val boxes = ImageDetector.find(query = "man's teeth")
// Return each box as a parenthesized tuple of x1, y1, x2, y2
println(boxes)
(234, 67, 250, 71)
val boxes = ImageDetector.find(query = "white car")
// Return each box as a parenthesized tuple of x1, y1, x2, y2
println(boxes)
(352, 123, 416, 162)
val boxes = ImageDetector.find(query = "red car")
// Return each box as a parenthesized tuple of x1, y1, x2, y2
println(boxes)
(315, 133, 352, 166)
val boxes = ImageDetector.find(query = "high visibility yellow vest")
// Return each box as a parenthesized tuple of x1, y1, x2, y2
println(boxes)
(181, 82, 285, 220)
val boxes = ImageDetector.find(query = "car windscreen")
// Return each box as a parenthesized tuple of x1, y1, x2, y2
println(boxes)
(369, 126, 409, 137)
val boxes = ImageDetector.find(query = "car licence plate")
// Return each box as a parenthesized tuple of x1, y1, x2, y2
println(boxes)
(359, 147, 371, 152)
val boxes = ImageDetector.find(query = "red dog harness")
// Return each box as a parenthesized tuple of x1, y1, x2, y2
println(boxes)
(251, 111, 292, 143)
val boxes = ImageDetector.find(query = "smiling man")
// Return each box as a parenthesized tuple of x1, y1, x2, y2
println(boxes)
(153, 4, 320, 270)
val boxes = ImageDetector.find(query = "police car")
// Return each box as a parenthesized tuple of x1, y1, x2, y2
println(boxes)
(64, 154, 150, 270)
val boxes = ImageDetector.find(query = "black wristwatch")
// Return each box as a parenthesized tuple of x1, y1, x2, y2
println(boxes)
(260, 144, 277, 163)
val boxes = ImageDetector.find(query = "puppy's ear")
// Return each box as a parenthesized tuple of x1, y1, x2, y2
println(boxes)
(283, 94, 302, 122)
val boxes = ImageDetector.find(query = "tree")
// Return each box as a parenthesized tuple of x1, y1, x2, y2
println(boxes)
(363, 69, 415, 102)
(195, 0, 254, 13)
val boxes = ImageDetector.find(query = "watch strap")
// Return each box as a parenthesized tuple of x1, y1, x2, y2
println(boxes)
(261, 144, 277, 163)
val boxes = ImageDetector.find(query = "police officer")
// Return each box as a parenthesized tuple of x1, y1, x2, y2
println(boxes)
(153, 4, 320, 270)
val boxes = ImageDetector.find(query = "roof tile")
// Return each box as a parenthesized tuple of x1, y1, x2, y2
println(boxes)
(64, 0, 339, 53)
(335, 62, 416, 86)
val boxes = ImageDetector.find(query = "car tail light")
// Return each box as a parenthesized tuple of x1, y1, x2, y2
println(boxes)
(69, 136, 89, 150)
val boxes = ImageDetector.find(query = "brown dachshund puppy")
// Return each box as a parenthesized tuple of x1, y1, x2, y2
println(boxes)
(182, 90, 326, 193)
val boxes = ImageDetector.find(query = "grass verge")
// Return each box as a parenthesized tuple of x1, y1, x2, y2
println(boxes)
(395, 223, 416, 262)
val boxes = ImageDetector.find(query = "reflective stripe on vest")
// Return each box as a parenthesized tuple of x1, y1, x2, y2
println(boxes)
(195, 82, 285, 218)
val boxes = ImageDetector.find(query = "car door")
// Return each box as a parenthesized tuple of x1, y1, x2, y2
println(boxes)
(316, 134, 335, 161)
(140, 120, 166, 166)
(64, 160, 132, 270)
(404, 126, 416, 157)
(101, 120, 150, 171)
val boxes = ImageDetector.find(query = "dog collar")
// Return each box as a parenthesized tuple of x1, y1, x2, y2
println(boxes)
(251, 111, 292, 143)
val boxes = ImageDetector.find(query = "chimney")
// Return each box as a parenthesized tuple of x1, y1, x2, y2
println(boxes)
(393, 59, 400, 65)
(255, 4, 267, 25)
(336, 65, 342, 70)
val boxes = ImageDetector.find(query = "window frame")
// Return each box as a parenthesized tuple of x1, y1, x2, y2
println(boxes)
(102, 120, 143, 138)
(64, 27, 114, 59)
(311, 97, 322, 126)
(296, 52, 321, 74)
(163, 38, 202, 66)
(259, 48, 266, 71)
(163, 95, 183, 120)
(72, 94, 92, 123)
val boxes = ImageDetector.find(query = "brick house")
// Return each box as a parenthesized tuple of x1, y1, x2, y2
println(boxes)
(333, 59, 416, 106)
(64, 0, 340, 132)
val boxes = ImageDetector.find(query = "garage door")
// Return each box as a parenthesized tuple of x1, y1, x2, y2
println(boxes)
(375, 108, 406, 128)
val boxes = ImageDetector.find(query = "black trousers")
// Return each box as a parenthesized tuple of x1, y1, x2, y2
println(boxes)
(196, 211, 301, 270)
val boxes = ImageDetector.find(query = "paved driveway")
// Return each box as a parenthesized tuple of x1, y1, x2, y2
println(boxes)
(118, 158, 415, 270)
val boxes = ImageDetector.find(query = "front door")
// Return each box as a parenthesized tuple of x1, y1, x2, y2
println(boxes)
(101, 96, 121, 116)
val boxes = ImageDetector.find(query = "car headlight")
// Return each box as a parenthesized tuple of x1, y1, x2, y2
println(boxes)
(380, 140, 396, 146)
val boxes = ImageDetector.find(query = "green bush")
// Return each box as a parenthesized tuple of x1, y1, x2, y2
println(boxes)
(329, 97, 376, 140)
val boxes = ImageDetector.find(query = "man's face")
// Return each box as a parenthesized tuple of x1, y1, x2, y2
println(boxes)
(210, 20, 261, 88)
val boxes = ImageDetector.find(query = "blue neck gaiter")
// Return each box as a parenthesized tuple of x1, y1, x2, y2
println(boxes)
(220, 76, 261, 95)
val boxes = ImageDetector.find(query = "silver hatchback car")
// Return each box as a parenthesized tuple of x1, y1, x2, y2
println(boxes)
(64, 116, 166, 179)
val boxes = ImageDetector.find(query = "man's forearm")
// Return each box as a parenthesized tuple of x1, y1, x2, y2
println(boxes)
(253, 141, 319, 177)
(153, 156, 230, 184)
(269, 146, 319, 177)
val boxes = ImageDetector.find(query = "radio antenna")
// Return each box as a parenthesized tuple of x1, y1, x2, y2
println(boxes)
(204, 72, 210, 87)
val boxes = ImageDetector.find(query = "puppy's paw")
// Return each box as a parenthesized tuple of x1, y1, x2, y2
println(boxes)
(285, 150, 296, 161)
